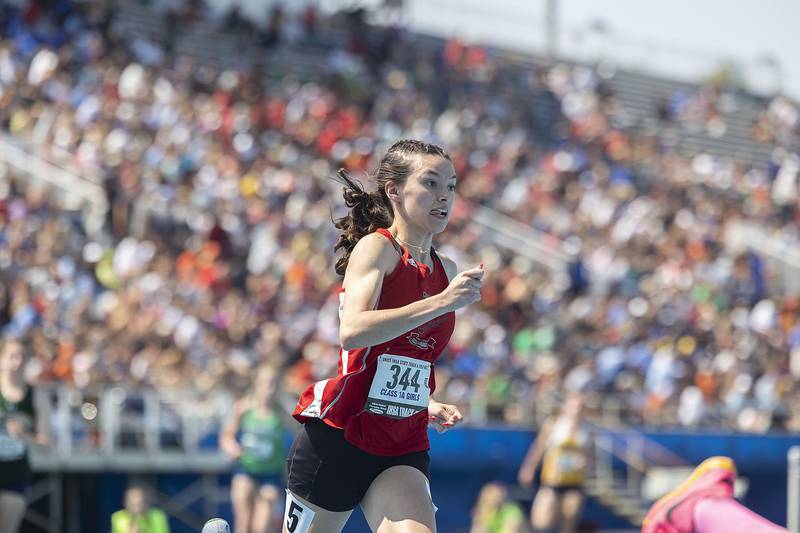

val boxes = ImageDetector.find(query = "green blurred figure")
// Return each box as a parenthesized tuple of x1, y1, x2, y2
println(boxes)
(220, 366, 287, 533)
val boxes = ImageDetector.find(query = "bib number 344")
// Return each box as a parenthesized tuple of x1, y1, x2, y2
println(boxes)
(365, 354, 431, 419)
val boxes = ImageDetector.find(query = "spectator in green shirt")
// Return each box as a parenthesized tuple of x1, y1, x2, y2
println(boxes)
(111, 482, 170, 533)
(220, 366, 287, 533)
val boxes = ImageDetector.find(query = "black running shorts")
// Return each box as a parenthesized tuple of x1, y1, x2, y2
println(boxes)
(286, 419, 431, 512)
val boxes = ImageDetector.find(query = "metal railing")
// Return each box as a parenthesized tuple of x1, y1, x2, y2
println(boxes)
(790, 446, 800, 533)
(583, 416, 693, 525)
(590, 423, 690, 489)
(0, 133, 108, 237)
(471, 204, 573, 273)
(724, 219, 800, 297)
(32, 384, 234, 471)
(22, 385, 240, 533)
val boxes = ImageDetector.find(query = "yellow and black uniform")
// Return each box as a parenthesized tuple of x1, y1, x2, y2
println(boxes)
(540, 417, 588, 492)
(0, 386, 34, 495)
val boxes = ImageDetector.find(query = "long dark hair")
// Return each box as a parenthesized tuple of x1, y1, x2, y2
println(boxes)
(333, 139, 451, 276)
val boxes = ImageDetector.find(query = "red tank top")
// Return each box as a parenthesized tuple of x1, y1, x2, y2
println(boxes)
(292, 228, 456, 456)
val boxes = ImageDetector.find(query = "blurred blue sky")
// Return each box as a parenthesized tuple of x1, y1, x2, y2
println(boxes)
(404, 0, 798, 99)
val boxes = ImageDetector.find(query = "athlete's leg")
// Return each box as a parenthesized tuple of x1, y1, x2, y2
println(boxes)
(282, 490, 352, 533)
(694, 497, 787, 533)
(284, 420, 362, 532)
(0, 491, 27, 533)
(530, 486, 558, 532)
(360, 465, 436, 533)
(558, 489, 584, 533)
(231, 474, 256, 533)
(251, 484, 279, 533)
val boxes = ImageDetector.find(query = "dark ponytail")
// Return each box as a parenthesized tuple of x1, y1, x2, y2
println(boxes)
(333, 139, 451, 276)
(333, 169, 392, 275)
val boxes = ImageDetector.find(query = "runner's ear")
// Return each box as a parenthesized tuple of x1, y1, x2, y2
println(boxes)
(385, 181, 401, 203)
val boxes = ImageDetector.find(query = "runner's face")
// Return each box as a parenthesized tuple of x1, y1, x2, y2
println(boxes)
(392, 156, 456, 235)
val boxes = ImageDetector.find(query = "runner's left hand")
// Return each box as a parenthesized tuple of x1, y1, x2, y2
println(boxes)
(428, 400, 463, 433)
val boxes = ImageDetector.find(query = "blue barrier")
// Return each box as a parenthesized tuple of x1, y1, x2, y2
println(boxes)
(74, 427, 799, 533)
(643, 431, 800, 526)
(426, 427, 800, 530)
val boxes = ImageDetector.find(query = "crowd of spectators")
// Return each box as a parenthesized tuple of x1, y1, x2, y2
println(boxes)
(1, 0, 799, 434)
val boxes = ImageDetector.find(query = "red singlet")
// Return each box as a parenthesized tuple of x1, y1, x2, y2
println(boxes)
(292, 228, 456, 456)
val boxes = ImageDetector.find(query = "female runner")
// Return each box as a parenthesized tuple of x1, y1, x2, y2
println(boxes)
(283, 139, 484, 533)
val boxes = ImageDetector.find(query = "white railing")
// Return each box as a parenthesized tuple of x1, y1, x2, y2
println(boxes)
(789, 446, 800, 533)
(24, 384, 245, 533)
(0, 133, 108, 236)
(725, 219, 800, 296)
(31, 384, 235, 472)
(471, 204, 573, 273)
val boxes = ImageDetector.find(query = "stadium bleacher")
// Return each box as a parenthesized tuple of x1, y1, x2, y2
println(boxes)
(1, 1, 799, 530)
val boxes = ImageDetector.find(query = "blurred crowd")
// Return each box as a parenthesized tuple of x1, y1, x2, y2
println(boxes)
(1, 0, 799, 433)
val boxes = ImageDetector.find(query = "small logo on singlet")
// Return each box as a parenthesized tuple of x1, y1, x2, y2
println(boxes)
(407, 332, 437, 350)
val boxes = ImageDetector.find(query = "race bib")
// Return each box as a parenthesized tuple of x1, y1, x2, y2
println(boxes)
(284, 491, 315, 533)
(365, 354, 430, 419)
(557, 452, 586, 472)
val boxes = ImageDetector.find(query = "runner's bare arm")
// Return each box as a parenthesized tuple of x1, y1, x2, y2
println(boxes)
(518, 418, 554, 487)
(219, 399, 246, 459)
(340, 234, 481, 350)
